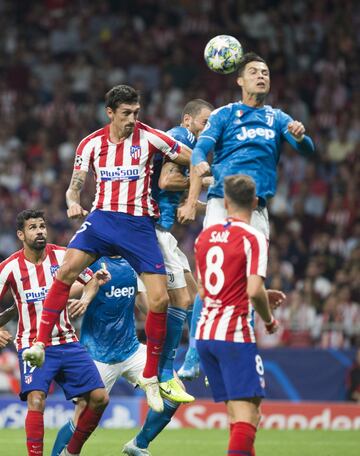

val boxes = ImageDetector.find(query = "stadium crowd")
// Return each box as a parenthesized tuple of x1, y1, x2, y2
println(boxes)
(0, 0, 359, 352)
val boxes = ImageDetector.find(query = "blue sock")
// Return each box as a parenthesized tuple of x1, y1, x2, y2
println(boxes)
(186, 304, 194, 331)
(189, 294, 203, 344)
(51, 419, 75, 456)
(158, 306, 187, 382)
(136, 399, 179, 449)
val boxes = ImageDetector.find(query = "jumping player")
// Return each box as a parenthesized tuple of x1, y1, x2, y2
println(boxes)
(195, 175, 279, 455)
(153, 99, 213, 388)
(23, 85, 191, 413)
(50, 256, 182, 456)
(178, 53, 315, 368)
(0, 210, 110, 456)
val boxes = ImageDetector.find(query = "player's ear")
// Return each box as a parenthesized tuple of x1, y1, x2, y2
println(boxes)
(252, 197, 258, 210)
(236, 76, 243, 88)
(224, 195, 229, 211)
(17, 230, 24, 242)
(106, 107, 114, 121)
(182, 113, 191, 128)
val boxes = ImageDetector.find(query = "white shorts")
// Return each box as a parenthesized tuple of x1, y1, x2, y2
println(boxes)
(94, 344, 146, 392)
(203, 197, 270, 240)
(156, 227, 191, 289)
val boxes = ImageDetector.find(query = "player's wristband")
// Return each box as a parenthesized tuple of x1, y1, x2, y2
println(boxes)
(265, 316, 276, 332)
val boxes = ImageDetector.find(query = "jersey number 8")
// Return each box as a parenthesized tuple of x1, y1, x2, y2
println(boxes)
(205, 246, 225, 295)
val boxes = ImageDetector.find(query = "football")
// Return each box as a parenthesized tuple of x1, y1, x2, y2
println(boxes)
(204, 35, 243, 74)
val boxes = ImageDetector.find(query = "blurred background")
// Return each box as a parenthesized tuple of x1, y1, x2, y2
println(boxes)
(0, 0, 359, 423)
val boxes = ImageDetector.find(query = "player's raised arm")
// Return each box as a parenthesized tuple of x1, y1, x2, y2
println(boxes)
(281, 114, 315, 155)
(177, 164, 203, 224)
(172, 142, 192, 166)
(0, 303, 17, 327)
(66, 169, 89, 219)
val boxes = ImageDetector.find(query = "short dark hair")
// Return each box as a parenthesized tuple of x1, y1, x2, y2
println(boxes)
(16, 209, 45, 231)
(105, 85, 140, 111)
(224, 175, 256, 209)
(237, 52, 267, 76)
(181, 99, 214, 120)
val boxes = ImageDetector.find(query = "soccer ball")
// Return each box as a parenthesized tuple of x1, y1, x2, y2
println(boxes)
(204, 35, 243, 74)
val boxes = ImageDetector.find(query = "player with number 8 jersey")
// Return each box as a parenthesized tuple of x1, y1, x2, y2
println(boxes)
(195, 174, 280, 456)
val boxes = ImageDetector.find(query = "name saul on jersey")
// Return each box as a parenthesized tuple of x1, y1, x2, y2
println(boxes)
(237, 127, 275, 141)
(105, 286, 135, 298)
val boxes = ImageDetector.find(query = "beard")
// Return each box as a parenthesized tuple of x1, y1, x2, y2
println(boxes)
(29, 237, 47, 251)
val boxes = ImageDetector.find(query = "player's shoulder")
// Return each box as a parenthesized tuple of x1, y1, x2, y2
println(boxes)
(210, 102, 236, 119)
(0, 250, 22, 272)
(47, 244, 66, 253)
(230, 220, 267, 245)
(137, 121, 173, 140)
(78, 126, 108, 147)
(264, 104, 291, 122)
(167, 126, 196, 148)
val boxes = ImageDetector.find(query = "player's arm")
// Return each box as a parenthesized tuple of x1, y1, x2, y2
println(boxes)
(135, 292, 148, 316)
(68, 266, 111, 319)
(0, 303, 17, 327)
(65, 169, 89, 219)
(281, 113, 315, 155)
(0, 327, 12, 348)
(177, 164, 203, 224)
(170, 142, 191, 166)
(158, 161, 189, 191)
(247, 275, 278, 334)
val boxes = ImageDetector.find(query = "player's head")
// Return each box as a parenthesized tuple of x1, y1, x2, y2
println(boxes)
(236, 53, 270, 101)
(16, 209, 47, 251)
(181, 99, 214, 138)
(224, 175, 258, 214)
(105, 85, 140, 136)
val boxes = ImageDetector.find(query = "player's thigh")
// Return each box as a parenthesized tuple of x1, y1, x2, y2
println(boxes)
(56, 342, 105, 400)
(203, 198, 227, 229)
(217, 342, 266, 401)
(93, 360, 123, 394)
(196, 340, 227, 402)
(156, 228, 187, 290)
(250, 207, 270, 240)
(17, 347, 61, 401)
(121, 344, 147, 385)
(141, 272, 169, 311)
(57, 248, 96, 283)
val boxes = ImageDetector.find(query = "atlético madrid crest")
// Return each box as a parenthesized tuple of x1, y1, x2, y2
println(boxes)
(25, 374, 33, 384)
(130, 145, 141, 159)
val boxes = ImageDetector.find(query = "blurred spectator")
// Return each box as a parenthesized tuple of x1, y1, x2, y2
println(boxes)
(0, 347, 20, 395)
(346, 349, 360, 402)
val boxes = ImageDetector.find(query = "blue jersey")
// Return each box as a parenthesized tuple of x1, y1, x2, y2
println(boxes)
(192, 102, 315, 204)
(80, 257, 139, 364)
(155, 126, 196, 230)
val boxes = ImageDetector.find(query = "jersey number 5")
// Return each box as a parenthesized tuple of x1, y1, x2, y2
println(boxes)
(205, 246, 225, 295)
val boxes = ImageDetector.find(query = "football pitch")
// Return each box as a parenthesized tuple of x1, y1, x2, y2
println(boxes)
(0, 428, 360, 456)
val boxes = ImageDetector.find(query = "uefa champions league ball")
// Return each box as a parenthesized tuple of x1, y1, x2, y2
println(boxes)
(204, 35, 243, 74)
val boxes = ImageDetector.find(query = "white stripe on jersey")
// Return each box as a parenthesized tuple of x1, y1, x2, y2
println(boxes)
(213, 305, 235, 341)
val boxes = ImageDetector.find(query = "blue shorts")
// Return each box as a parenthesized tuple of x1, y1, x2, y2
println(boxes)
(196, 340, 265, 402)
(18, 342, 104, 401)
(68, 210, 166, 275)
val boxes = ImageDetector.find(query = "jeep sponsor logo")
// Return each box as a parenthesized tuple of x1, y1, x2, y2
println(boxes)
(237, 126, 275, 141)
(105, 286, 135, 298)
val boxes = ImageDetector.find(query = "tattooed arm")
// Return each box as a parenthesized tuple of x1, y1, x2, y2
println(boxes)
(65, 170, 89, 219)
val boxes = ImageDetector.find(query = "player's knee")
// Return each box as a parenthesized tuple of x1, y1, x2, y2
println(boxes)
(149, 292, 170, 312)
(88, 388, 109, 411)
(27, 391, 45, 412)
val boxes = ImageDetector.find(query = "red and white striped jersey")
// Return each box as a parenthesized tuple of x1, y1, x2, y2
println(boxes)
(74, 121, 180, 217)
(195, 218, 268, 343)
(0, 244, 93, 350)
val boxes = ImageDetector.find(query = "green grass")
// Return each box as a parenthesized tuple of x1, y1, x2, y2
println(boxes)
(0, 428, 359, 455)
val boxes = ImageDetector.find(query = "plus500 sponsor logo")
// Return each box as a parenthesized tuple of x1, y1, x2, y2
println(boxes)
(105, 286, 135, 298)
(237, 126, 275, 141)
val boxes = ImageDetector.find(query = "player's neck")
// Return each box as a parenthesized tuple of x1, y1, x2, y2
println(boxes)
(109, 124, 131, 143)
(23, 246, 46, 264)
(227, 209, 251, 224)
(241, 92, 266, 108)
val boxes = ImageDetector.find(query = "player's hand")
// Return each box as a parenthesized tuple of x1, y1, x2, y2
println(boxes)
(177, 203, 197, 224)
(67, 299, 89, 319)
(202, 176, 214, 188)
(0, 328, 12, 348)
(267, 289, 286, 310)
(67, 203, 89, 219)
(264, 316, 279, 335)
(93, 267, 111, 286)
(287, 121, 305, 141)
(194, 161, 211, 177)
